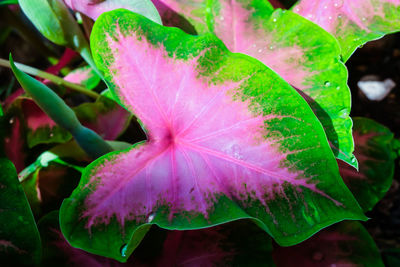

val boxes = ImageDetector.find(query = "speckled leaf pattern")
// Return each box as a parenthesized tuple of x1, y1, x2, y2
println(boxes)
(0, 152, 41, 265)
(339, 117, 397, 212)
(60, 10, 365, 262)
(293, 0, 400, 62)
(64, 0, 162, 24)
(154, 0, 357, 168)
(273, 221, 385, 267)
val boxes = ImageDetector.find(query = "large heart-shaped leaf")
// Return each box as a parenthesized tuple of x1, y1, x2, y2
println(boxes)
(273, 221, 385, 267)
(339, 117, 397, 212)
(153, 0, 357, 168)
(64, 0, 162, 24)
(293, 0, 400, 62)
(60, 10, 365, 262)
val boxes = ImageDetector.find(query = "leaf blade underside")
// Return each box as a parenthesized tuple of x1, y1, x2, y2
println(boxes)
(60, 10, 365, 262)
(339, 117, 397, 212)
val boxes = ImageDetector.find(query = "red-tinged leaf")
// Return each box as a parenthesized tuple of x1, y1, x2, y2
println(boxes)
(74, 96, 132, 141)
(154, 0, 357, 167)
(21, 159, 82, 218)
(272, 221, 385, 267)
(338, 117, 397, 212)
(293, 0, 400, 61)
(64, 0, 162, 23)
(63, 66, 101, 90)
(42, 211, 274, 266)
(20, 98, 72, 148)
(2, 112, 26, 172)
(60, 10, 365, 261)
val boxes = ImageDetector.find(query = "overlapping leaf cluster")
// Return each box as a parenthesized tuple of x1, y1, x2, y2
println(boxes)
(0, 0, 399, 266)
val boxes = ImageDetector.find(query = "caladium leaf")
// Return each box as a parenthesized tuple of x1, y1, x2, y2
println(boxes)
(64, 0, 162, 24)
(42, 212, 274, 266)
(74, 96, 132, 141)
(272, 221, 385, 267)
(154, 0, 357, 168)
(0, 155, 41, 265)
(60, 10, 365, 261)
(339, 117, 397, 212)
(293, 0, 400, 62)
(63, 66, 101, 90)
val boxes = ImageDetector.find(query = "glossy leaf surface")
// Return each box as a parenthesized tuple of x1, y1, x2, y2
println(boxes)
(273, 221, 385, 267)
(339, 117, 397, 212)
(60, 10, 365, 261)
(154, 0, 357, 167)
(293, 0, 400, 61)
(19, 0, 87, 48)
(64, 0, 162, 24)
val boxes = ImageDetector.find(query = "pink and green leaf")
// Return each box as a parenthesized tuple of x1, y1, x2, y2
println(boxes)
(60, 10, 365, 261)
(272, 221, 385, 267)
(154, 0, 357, 168)
(63, 65, 101, 90)
(293, 0, 400, 62)
(64, 0, 162, 24)
(339, 117, 397, 212)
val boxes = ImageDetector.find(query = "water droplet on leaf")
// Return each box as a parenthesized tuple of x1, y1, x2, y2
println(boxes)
(333, 0, 343, 8)
(9, 117, 14, 124)
(324, 81, 331, 87)
(147, 213, 155, 223)
(120, 244, 128, 257)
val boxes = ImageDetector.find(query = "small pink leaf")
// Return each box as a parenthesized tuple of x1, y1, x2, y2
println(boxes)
(64, 0, 162, 23)
(293, 0, 400, 61)
(60, 10, 365, 261)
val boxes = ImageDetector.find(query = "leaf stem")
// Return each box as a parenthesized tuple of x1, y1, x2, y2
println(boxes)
(0, 58, 99, 98)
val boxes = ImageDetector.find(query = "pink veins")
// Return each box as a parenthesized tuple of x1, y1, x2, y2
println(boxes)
(83, 26, 340, 228)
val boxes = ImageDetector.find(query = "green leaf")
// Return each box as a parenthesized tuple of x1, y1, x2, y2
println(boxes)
(60, 9, 365, 262)
(0, 0, 18, 6)
(40, 211, 274, 266)
(339, 117, 397, 212)
(18, 0, 84, 47)
(0, 157, 41, 265)
(273, 221, 385, 267)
